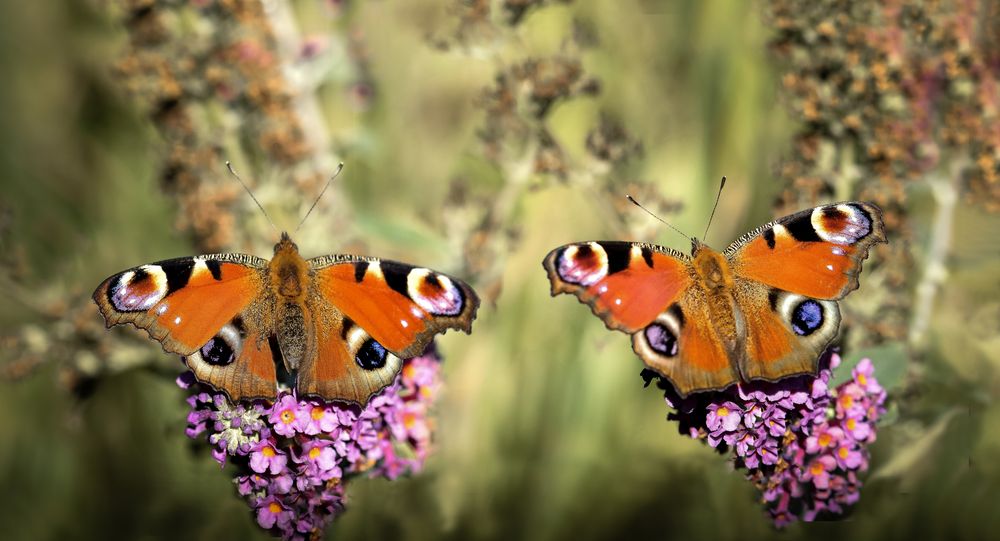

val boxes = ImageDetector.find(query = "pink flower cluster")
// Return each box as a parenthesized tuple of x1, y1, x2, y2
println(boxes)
(644, 350, 886, 526)
(178, 350, 443, 539)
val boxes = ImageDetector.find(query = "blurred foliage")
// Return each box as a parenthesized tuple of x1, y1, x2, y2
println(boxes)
(0, 0, 998, 540)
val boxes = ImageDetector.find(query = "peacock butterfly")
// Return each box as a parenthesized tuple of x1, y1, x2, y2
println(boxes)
(543, 201, 886, 397)
(93, 166, 479, 405)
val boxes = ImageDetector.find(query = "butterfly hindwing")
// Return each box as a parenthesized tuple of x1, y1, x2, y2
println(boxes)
(726, 202, 887, 300)
(632, 298, 741, 396)
(542, 241, 693, 332)
(295, 310, 403, 404)
(733, 282, 841, 383)
(184, 317, 281, 401)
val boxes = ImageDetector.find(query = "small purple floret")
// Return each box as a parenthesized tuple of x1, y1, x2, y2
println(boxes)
(179, 348, 444, 539)
(649, 350, 887, 527)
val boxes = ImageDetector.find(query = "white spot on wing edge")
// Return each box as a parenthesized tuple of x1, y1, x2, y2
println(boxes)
(191, 258, 210, 279)
(366, 261, 384, 281)
(629, 244, 643, 263)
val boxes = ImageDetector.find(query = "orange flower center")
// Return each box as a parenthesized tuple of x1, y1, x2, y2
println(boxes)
(311, 406, 325, 421)
(841, 395, 854, 408)
(280, 409, 295, 424)
(718, 406, 730, 417)
(818, 433, 832, 447)
(846, 418, 856, 430)
(858, 374, 868, 386)
(403, 412, 417, 429)
(309, 447, 322, 460)
(839, 446, 849, 459)
(810, 461, 824, 475)
(269, 502, 282, 514)
(262, 446, 276, 458)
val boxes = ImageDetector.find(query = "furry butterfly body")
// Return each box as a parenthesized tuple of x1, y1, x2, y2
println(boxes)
(543, 202, 885, 397)
(94, 232, 479, 404)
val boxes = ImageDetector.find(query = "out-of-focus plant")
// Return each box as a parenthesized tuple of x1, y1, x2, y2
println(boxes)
(433, 0, 680, 303)
(765, 0, 1000, 348)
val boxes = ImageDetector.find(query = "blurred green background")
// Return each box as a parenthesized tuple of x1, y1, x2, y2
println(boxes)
(1, 0, 999, 539)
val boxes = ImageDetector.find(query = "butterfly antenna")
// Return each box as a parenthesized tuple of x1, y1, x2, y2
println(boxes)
(625, 194, 690, 242)
(295, 162, 344, 233)
(226, 161, 279, 234)
(703, 175, 727, 241)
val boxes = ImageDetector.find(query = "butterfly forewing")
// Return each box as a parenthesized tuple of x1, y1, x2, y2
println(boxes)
(542, 241, 692, 332)
(93, 254, 268, 355)
(726, 202, 886, 300)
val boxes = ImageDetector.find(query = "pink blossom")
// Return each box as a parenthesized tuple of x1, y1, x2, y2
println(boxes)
(269, 395, 304, 437)
(804, 455, 838, 489)
(834, 443, 866, 470)
(296, 402, 339, 435)
(249, 441, 288, 475)
(256, 497, 294, 530)
(706, 401, 743, 432)
(805, 426, 844, 454)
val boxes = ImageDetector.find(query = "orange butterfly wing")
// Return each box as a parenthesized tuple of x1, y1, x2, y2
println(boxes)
(543, 242, 692, 332)
(93, 255, 266, 354)
(543, 241, 741, 395)
(726, 202, 886, 300)
(93, 254, 282, 400)
(185, 325, 281, 401)
(299, 255, 479, 404)
(726, 201, 885, 381)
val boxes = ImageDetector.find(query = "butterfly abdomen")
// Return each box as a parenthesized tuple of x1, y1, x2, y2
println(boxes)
(277, 302, 307, 371)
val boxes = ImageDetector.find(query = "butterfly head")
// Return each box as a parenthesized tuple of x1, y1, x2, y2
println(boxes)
(275, 232, 300, 255)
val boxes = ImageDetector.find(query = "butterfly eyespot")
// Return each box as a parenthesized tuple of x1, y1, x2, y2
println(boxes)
(355, 339, 387, 370)
(109, 265, 168, 312)
(811, 204, 873, 245)
(644, 323, 679, 357)
(407, 269, 464, 316)
(790, 300, 824, 336)
(198, 323, 242, 366)
(200, 337, 235, 366)
(556, 243, 609, 286)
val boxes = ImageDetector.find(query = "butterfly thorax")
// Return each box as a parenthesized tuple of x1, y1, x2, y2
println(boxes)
(268, 232, 311, 370)
(691, 243, 743, 353)
(691, 243, 733, 291)
(270, 233, 309, 301)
